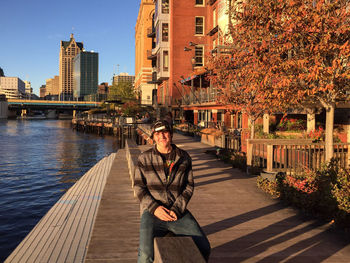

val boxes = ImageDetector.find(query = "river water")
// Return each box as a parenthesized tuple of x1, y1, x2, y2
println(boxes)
(0, 120, 118, 262)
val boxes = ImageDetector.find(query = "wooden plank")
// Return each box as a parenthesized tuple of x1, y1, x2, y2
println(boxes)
(84, 149, 140, 262)
(5, 153, 115, 263)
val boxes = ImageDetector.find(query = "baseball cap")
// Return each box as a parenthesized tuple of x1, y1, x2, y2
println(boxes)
(151, 120, 172, 138)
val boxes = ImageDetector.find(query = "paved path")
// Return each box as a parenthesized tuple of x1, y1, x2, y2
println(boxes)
(85, 133, 350, 262)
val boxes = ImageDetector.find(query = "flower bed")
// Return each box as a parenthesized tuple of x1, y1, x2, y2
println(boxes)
(257, 159, 350, 228)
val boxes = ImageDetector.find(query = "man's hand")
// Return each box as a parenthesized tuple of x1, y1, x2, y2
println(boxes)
(154, 206, 177, 221)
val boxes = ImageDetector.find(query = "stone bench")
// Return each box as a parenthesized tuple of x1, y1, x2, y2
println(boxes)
(154, 236, 205, 263)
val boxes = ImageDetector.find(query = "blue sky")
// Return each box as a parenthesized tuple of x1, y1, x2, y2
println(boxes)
(0, 0, 141, 95)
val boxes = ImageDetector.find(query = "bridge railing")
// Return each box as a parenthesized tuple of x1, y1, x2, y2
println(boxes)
(8, 99, 100, 106)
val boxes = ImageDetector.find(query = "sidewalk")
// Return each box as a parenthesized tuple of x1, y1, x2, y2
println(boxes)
(172, 133, 350, 262)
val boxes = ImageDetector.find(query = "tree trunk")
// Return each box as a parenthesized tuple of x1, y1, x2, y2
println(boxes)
(325, 103, 335, 162)
(249, 116, 255, 139)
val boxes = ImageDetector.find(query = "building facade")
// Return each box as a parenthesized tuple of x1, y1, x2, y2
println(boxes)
(24, 81, 32, 99)
(112, 72, 135, 86)
(135, 0, 155, 105)
(0, 77, 25, 99)
(140, 0, 237, 126)
(73, 51, 99, 101)
(59, 34, 83, 100)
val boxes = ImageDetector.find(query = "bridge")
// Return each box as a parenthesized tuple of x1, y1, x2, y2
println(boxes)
(7, 99, 101, 111)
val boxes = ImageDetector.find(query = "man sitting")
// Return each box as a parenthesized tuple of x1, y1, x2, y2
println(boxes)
(134, 120, 211, 262)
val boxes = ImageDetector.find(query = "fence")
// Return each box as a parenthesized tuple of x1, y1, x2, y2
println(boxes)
(225, 134, 242, 152)
(247, 139, 350, 174)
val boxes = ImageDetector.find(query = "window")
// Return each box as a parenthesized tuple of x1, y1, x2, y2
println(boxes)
(163, 51, 169, 71)
(194, 46, 204, 67)
(162, 23, 169, 42)
(195, 0, 204, 6)
(195, 17, 204, 35)
(162, 0, 169, 14)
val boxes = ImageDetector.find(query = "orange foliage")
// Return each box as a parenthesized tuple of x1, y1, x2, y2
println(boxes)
(207, 0, 350, 117)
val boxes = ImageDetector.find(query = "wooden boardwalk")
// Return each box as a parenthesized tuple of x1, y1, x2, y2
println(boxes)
(6, 132, 350, 262)
(173, 134, 350, 263)
(84, 149, 140, 263)
(5, 153, 116, 263)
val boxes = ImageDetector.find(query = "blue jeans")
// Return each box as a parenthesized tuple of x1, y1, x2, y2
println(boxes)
(138, 210, 211, 263)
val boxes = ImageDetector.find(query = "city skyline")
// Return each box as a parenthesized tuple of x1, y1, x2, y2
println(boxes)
(0, 0, 141, 96)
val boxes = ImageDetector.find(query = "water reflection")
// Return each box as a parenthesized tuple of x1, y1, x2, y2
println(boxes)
(0, 120, 117, 261)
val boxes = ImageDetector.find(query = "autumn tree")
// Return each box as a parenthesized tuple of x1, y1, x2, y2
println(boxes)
(208, 0, 298, 139)
(273, 0, 350, 160)
(208, 0, 350, 160)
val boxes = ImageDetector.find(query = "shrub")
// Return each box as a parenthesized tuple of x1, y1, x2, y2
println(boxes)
(257, 158, 349, 227)
(332, 168, 350, 227)
(257, 176, 280, 198)
(276, 117, 306, 131)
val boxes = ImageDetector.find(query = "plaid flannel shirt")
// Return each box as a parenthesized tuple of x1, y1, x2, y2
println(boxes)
(134, 144, 194, 217)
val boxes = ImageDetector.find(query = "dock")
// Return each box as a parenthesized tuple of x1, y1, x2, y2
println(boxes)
(5, 132, 350, 262)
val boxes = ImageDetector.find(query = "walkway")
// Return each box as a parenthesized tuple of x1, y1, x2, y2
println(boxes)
(173, 133, 350, 262)
(7, 132, 350, 262)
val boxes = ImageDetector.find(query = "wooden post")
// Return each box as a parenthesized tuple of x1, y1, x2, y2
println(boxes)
(266, 144, 273, 172)
(263, 113, 269, 134)
(307, 112, 316, 133)
(246, 139, 253, 174)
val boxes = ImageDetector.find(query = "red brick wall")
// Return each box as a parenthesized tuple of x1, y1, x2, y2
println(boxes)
(169, 0, 207, 101)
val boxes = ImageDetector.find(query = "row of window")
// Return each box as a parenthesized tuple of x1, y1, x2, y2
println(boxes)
(156, 16, 204, 44)
(156, 46, 204, 72)
(157, 0, 204, 15)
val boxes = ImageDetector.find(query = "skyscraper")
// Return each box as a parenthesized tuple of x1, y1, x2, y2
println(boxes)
(59, 34, 83, 100)
(73, 51, 99, 100)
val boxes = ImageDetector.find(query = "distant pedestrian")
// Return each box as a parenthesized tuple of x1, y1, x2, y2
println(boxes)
(134, 120, 211, 262)
(164, 111, 173, 131)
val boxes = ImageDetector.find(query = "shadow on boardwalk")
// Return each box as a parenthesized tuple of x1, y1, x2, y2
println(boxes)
(172, 133, 350, 263)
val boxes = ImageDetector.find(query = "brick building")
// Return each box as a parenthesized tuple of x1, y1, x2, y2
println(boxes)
(135, 0, 155, 105)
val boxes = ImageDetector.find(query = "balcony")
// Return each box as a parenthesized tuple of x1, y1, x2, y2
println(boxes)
(147, 50, 157, 60)
(211, 45, 234, 55)
(207, 25, 218, 36)
(181, 87, 219, 106)
(147, 27, 156, 38)
(147, 71, 162, 85)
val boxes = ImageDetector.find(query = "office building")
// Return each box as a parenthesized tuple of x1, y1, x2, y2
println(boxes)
(112, 72, 135, 86)
(39, 85, 46, 98)
(73, 51, 98, 100)
(24, 81, 32, 99)
(59, 34, 83, 100)
(0, 77, 25, 99)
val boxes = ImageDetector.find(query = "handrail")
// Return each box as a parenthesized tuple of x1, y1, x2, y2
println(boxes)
(247, 139, 350, 174)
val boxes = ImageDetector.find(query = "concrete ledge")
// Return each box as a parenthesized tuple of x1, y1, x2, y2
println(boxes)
(125, 139, 141, 190)
(154, 237, 205, 263)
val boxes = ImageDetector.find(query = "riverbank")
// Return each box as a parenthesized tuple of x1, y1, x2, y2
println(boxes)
(0, 120, 116, 262)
